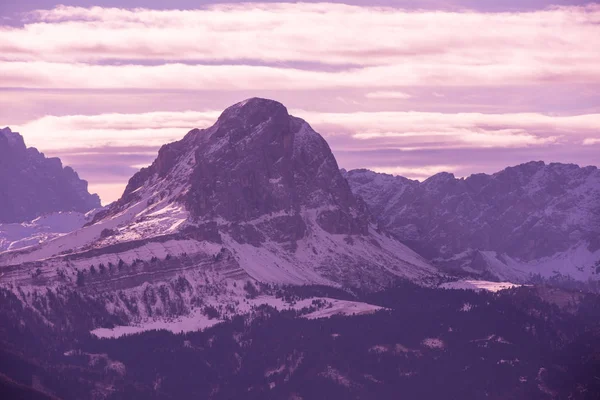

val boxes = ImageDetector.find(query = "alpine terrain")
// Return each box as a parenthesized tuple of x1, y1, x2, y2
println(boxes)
(344, 164, 600, 284)
(0, 99, 598, 400)
(0, 98, 438, 335)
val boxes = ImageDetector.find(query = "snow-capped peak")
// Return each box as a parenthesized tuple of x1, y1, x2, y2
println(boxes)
(0, 99, 440, 291)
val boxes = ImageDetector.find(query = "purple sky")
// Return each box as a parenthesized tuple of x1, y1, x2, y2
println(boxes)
(1, 1, 599, 204)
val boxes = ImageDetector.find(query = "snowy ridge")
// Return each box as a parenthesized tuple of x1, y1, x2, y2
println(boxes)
(0, 207, 435, 289)
(474, 245, 600, 282)
(345, 162, 600, 282)
(221, 207, 435, 287)
(0, 159, 194, 266)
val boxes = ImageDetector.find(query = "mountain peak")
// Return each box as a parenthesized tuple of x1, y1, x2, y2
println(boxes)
(117, 97, 346, 224)
(2, 99, 438, 288)
(0, 127, 26, 151)
(0, 129, 101, 223)
(210, 97, 291, 145)
(423, 171, 456, 186)
(220, 97, 287, 119)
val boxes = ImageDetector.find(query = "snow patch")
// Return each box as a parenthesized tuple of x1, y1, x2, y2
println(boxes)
(440, 280, 522, 292)
(478, 245, 600, 282)
(90, 295, 383, 339)
(422, 338, 444, 349)
(91, 307, 223, 338)
(0, 211, 91, 252)
(301, 299, 383, 319)
(319, 366, 351, 387)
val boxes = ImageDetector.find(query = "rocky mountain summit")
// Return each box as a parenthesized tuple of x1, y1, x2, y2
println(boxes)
(110, 97, 371, 240)
(0, 99, 438, 333)
(344, 162, 600, 282)
(0, 127, 100, 223)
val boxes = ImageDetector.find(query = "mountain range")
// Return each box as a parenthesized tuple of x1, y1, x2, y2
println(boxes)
(344, 163, 600, 283)
(0, 98, 599, 399)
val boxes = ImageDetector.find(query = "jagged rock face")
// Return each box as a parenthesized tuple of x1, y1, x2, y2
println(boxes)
(344, 162, 600, 280)
(187, 104, 363, 230)
(116, 97, 369, 243)
(0, 127, 101, 223)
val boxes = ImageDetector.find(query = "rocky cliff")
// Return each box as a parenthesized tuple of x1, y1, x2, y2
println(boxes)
(344, 162, 600, 282)
(0, 127, 100, 223)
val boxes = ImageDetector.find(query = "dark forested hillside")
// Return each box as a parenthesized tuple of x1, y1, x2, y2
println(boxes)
(1, 283, 598, 399)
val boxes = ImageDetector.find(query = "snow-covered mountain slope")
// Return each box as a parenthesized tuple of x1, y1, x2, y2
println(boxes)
(0, 99, 439, 298)
(0, 210, 102, 252)
(344, 163, 600, 282)
(0, 127, 100, 223)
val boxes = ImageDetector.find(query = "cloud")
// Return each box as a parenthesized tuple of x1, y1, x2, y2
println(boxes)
(3, 59, 599, 90)
(13, 110, 220, 150)
(12, 108, 599, 203)
(0, 3, 599, 89)
(368, 165, 462, 180)
(352, 129, 556, 149)
(16, 109, 600, 155)
(296, 110, 600, 151)
(3, 3, 598, 203)
(2, 60, 596, 90)
(365, 91, 412, 99)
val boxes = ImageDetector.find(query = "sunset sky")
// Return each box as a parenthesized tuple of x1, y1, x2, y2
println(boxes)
(1, 0, 599, 204)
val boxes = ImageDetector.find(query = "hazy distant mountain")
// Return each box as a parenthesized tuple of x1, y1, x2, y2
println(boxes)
(0, 127, 100, 223)
(344, 162, 600, 282)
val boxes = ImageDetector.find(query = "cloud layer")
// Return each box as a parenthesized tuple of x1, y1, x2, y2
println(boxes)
(1, 3, 598, 204)
(14, 108, 600, 203)
(1, 3, 599, 89)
